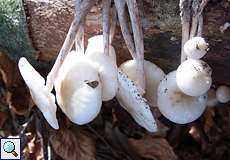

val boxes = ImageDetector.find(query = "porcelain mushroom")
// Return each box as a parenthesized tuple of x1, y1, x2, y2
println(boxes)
(207, 88, 218, 107)
(45, 0, 96, 91)
(114, 0, 156, 131)
(85, 35, 117, 63)
(184, 37, 209, 59)
(18, 58, 59, 129)
(176, 59, 212, 96)
(158, 71, 208, 124)
(119, 60, 165, 106)
(55, 51, 102, 125)
(85, 39, 118, 101)
(216, 85, 230, 103)
(116, 70, 158, 132)
(84, 4, 118, 101)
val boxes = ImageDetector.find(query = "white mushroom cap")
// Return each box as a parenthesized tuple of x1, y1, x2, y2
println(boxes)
(85, 35, 116, 63)
(184, 37, 209, 59)
(55, 52, 102, 125)
(18, 57, 59, 129)
(157, 71, 207, 124)
(116, 69, 158, 132)
(119, 60, 165, 106)
(216, 85, 230, 103)
(207, 88, 218, 107)
(176, 59, 212, 96)
(86, 51, 118, 101)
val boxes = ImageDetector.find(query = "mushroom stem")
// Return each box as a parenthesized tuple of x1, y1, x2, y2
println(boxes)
(180, 0, 209, 63)
(190, 0, 209, 38)
(114, 0, 137, 59)
(75, 0, 84, 54)
(196, 0, 209, 36)
(190, 0, 200, 38)
(102, 0, 111, 56)
(46, 0, 96, 91)
(126, 0, 145, 91)
(179, 0, 192, 63)
(109, 5, 117, 44)
(75, 24, 85, 55)
(197, 14, 203, 37)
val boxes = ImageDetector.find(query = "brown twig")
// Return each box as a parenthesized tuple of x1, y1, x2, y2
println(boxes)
(103, 0, 111, 56)
(46, 0, 96, 91)
(114, 0, 137, 59)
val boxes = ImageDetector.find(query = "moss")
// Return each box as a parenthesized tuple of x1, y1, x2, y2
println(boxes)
(0, 0, 35, 60)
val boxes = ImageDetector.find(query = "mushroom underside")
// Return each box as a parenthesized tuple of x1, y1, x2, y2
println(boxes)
(158, 71, 207, 124)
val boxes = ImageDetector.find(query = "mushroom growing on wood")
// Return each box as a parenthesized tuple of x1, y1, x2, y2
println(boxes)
(157, 71, 207, 124)
(17, 0, 98, 128)
(176, 59, 212, 96)
(114, 0, 157, 132)
(85, 37, 118, 102)
(179, 0, 209, 62)
(184, 37, 209, 59)
(46, 0, 96, 91)
(17, 0, 158, 131)
(85, 35, 117, 63)
(216, 85, 230, 103)
(18, 58, 59, 129)
(116, 70, 158, 132)
(55, 52, 102, 125)
(86, 50, 118, 101)
(119, 60, 165, 106)
(114, 0, 145, 93)
(85, 1, 118, 101)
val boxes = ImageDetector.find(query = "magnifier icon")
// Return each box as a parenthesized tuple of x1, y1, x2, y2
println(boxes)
(3, 141, 18, 157)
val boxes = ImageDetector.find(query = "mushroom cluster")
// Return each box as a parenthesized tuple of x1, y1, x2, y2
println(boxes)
(17, 0, 230, 134)
(157, 36, 230, 124)
(19, 35, 118, 128)
(157, 37, 212, 124)
(18, 0, 158, 132)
